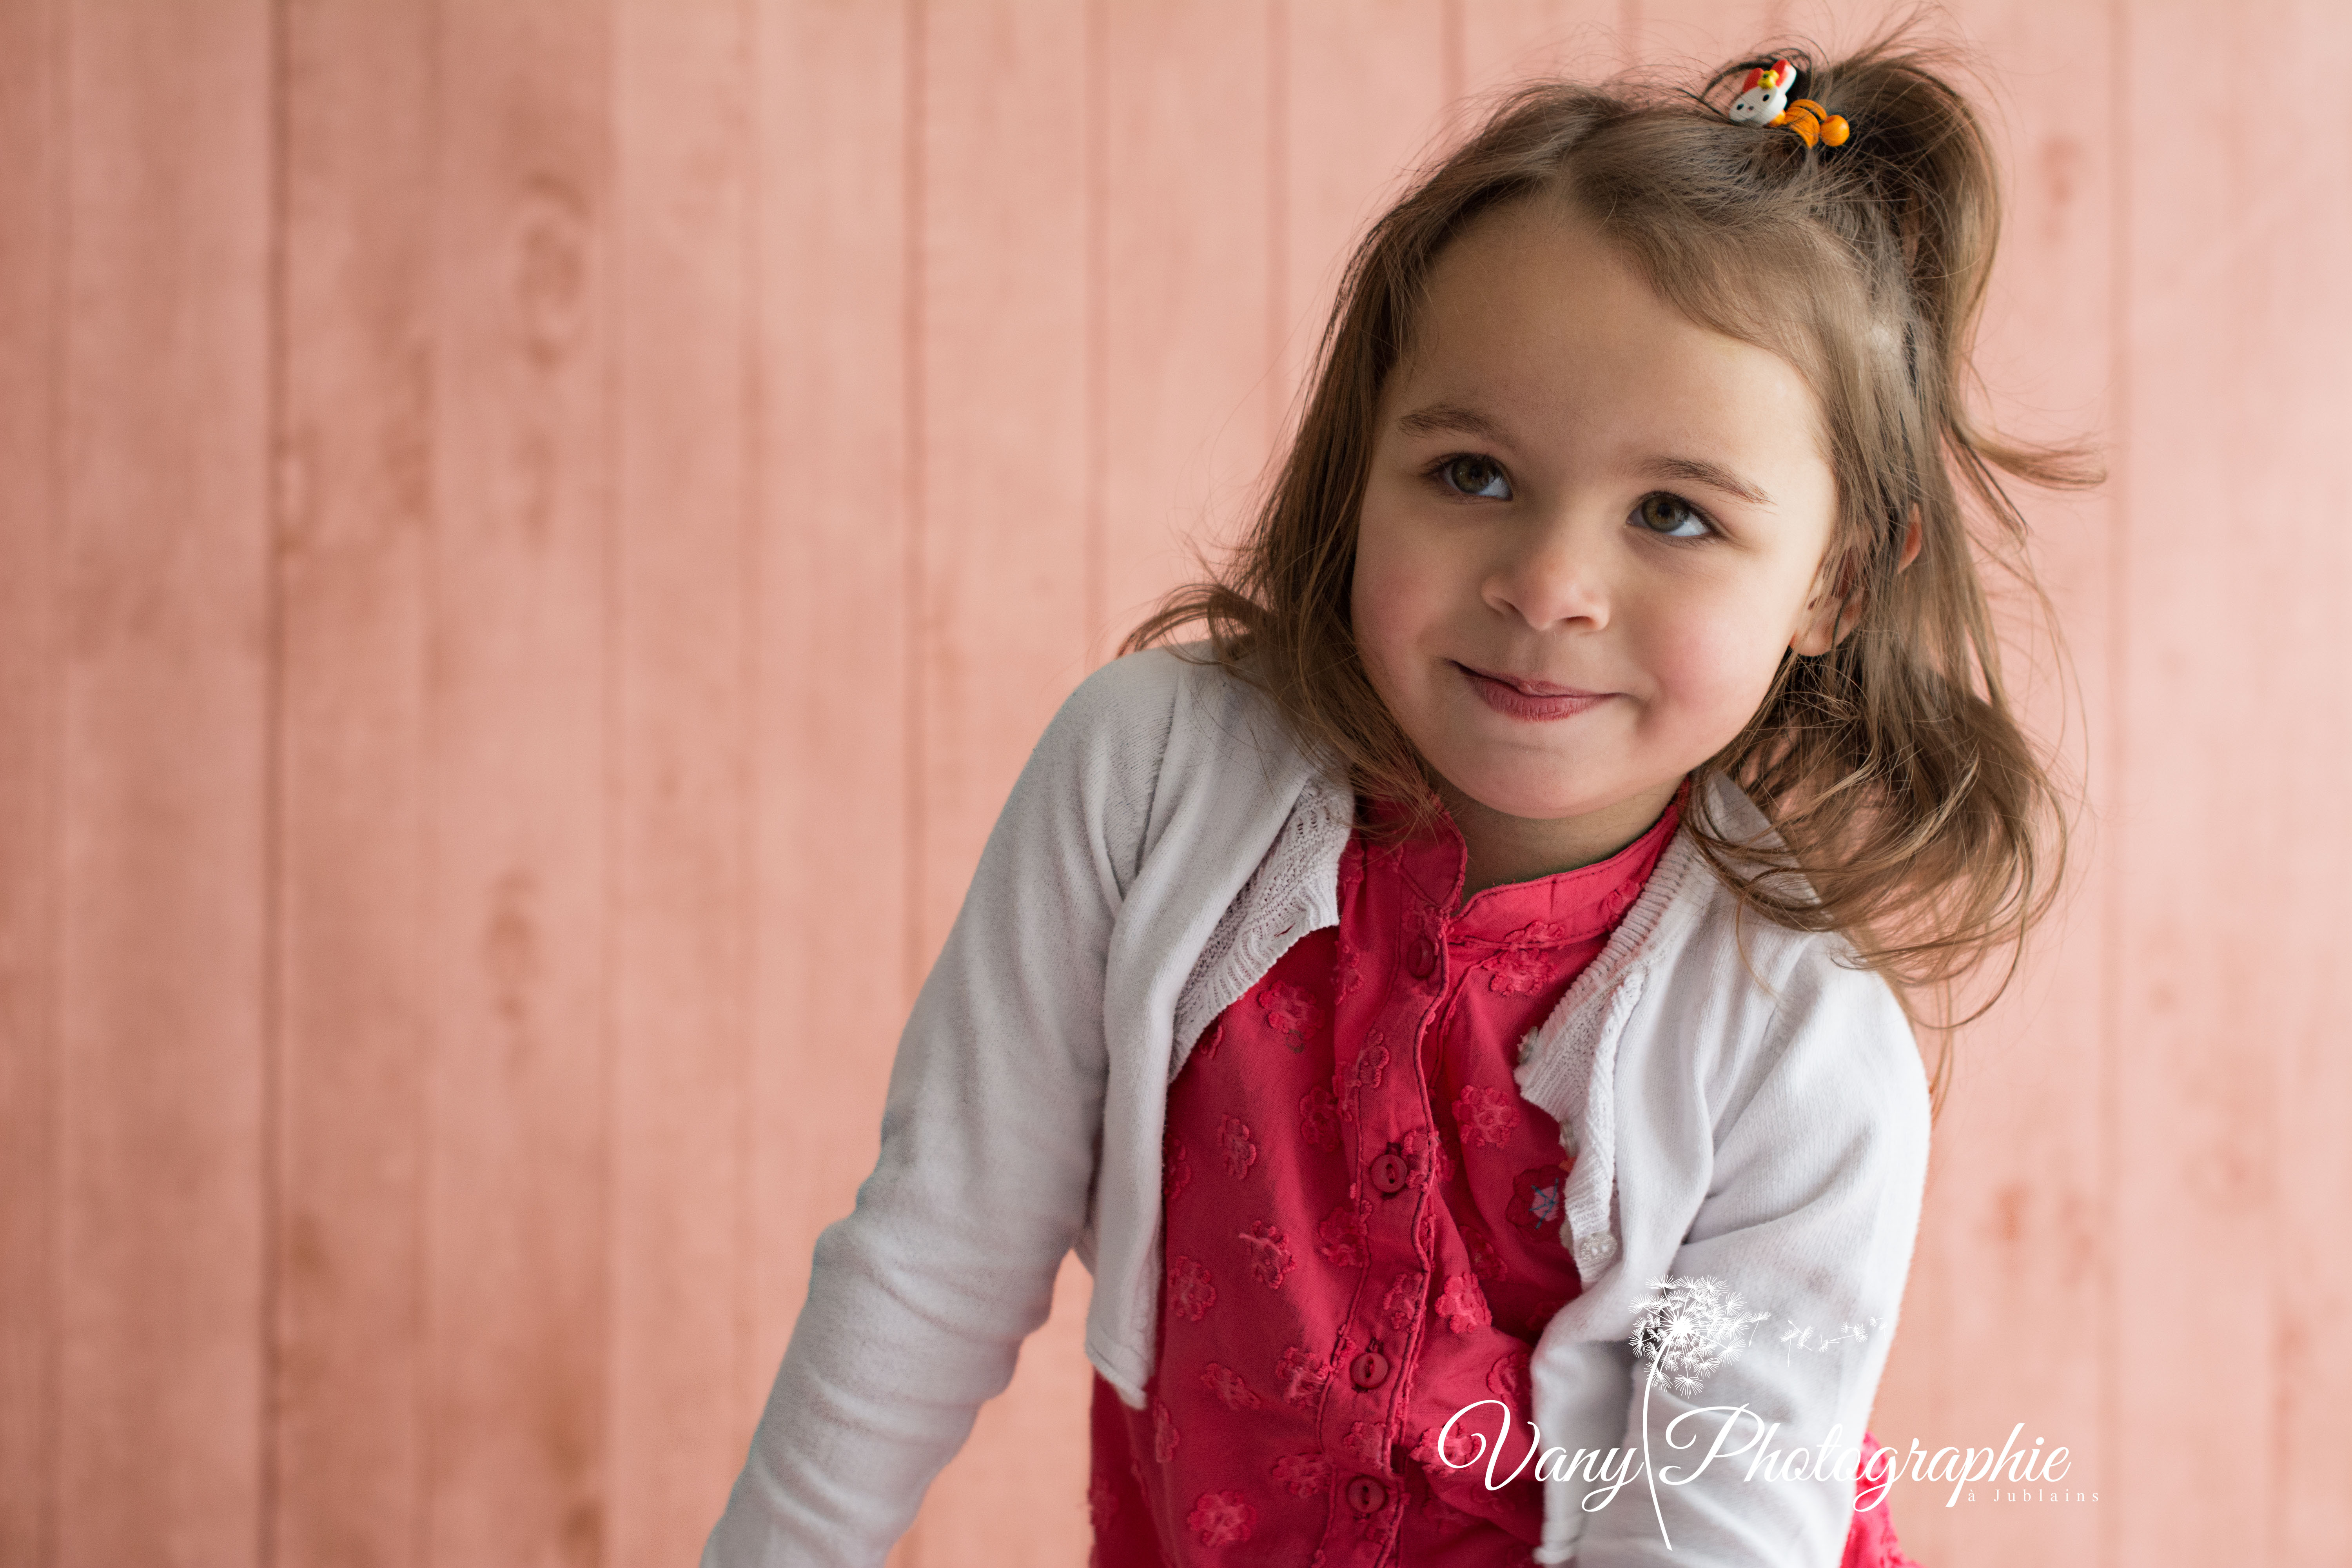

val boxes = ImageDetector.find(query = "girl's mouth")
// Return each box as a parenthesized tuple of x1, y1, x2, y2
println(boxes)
(1455, 661, 1610, 721)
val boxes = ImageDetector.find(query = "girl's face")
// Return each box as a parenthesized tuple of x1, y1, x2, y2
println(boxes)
(1352, 198, 1847, 864)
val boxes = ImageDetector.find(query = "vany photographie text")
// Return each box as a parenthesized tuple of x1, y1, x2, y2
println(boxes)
(1434, 1404, 2096, 1512)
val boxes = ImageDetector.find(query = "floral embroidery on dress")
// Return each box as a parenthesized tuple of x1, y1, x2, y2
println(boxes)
(1452, 1083, 1521, 1148)
(1169, 1255, 1217, 1321)
(1487, 1346, 1532, 1402)
(1337, 1040, 1389, 1102)
(1272, 1450, 1332, 1497)
(1345, 1420, 1389, 1470)
(1162, 1132, 1192, 1202)
(1436, 1272, 1493, 1334)
(1088, 1473, 1121, 1531)
(1276, 1345, 1329, 1408)
(1187, 1490, 1256, 1547)
(1257, 980, 1325, 1051)
(1502, 917, 1572, 946)
(1485, 946, 1553, 996)
(1414, 1203, 1437, 1258)
(1463, 1224, 1507, 1282)
(1400, 1126, 1452, 1189)
(1332, 941, 1364, 1002)
(1409, 1421, 1482, 1472)
(1381, 1270, 1427, 1330)
(1507, 1161, 1572, 1236)
(1297, 1086, 1341, 1152)
(1153, 1399, 1181, 1463)
(1316, 1200, 1369, 1267)
(1201, 1361, 1264, 1411)
(1240, 1220, 1297, 1289)
(1219, 1115, 1258, 1180)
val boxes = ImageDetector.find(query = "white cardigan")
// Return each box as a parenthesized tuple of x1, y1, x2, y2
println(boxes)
(702, 643, 1929, 1567)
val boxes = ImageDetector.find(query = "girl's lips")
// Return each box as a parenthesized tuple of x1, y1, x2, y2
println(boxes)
(1455, 661, 1610, 721)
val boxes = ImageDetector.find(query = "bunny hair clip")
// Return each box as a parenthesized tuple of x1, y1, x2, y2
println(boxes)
(1726, 58, 1851, 149)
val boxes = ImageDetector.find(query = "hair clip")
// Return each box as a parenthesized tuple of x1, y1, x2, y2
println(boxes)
(1726, 58, 1851, 149)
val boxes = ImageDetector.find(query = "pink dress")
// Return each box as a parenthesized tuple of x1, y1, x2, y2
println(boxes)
(1087, 784, 1922, 1568)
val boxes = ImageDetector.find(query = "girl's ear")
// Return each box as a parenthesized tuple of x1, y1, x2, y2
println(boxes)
(1789, 552, 1850, 657)
(1792, 510, 1922, 655)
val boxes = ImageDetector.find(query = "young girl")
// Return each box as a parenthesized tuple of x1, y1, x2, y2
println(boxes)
(704, 30, 2075, 1568)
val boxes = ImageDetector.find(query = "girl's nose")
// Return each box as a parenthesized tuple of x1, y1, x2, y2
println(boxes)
(1483, 526, 1612, 632)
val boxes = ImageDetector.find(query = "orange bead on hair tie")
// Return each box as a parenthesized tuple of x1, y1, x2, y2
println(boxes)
(1771, 98, 1851, 149)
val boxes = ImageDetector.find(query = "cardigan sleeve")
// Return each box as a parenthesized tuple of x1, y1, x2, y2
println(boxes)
(699, 650, 1181, 1568)
(1562, 949, 1930, 1568)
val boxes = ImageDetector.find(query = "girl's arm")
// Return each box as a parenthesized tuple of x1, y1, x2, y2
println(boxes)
(700, 653, 1178, 1568)
(1564, 949, 1931, 1567)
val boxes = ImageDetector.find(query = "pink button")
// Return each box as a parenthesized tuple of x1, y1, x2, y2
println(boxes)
(1408, 935, 1437, 978)
(1345, 1475, 1388, 1515)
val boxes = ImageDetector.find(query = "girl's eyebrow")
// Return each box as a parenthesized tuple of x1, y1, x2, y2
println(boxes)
(1641, 455, 1775, 508)
(1396, 401, 1513, 446)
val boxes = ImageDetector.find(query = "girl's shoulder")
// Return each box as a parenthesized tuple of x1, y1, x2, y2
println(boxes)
(1638, 777, 1922, 1101)
(1042, 639, 1299, 791)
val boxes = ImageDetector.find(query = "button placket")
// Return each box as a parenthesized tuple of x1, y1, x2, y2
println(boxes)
(1316, 855, 1470, 1564)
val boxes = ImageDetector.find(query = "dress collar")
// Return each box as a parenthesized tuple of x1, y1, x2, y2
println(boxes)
(1362, 779, 1691, 945)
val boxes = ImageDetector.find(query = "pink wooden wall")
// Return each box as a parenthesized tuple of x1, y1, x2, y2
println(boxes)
(2, 1, 2345, 1565)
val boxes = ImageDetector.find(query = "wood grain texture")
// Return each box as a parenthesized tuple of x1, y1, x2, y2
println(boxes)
(272, 0, 439, 1563)
(2253, 10, 2352, 1556)
(609, 1, 758, 1563)
(1869, 0, 2117, 1558)
(1096, 0, 1277, 663)
(423, 2, 613, 1563)
(0, 0, 64, 1561)
(51, 2, 274, 1564)
(2114, 1, 2352, 1562)
(1275, 0, 1450, 422)
(897, 1, 1097, 1560)
(5, 2, 2347, 1564)
(744, 0, 915, 1403)
(745, 2, 920, 1564)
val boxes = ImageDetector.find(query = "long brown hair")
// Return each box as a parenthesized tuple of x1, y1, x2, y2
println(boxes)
(1118, 24, 2092, 1103)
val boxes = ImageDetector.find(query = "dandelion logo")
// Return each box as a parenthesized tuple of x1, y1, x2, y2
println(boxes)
(1628, 1276, 1770, 1550)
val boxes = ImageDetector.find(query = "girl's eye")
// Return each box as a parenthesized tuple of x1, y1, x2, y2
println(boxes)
(1631, 492, 1714, 540)
(1436, 454, 1512, 501)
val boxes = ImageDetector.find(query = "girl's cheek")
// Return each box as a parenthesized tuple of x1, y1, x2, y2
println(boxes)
(1634, 598, 1788, 729)
(1349, 537, 1434, 676)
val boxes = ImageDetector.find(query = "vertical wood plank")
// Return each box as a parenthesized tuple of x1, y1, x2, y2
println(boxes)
(912, 0, 1096, 941)
(1866, 3, 2119, 1561)
(1097, 0, 1277, 662)
(52, 2, 274, 1564)
(2116, 1, 2352, 1563)
(609, 0, 758, 1562)
(900, 0, 1096, 1557)
(1276, 0, 1450, 425)
(0, 0, 64, 1561)
(745, 0, 916, 1563)
(272, 1, 439, 1563)
(425, 1, 615, 1563)
(2259, 7, 2352, 1557)
(2111, 2, 2260, 1559)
